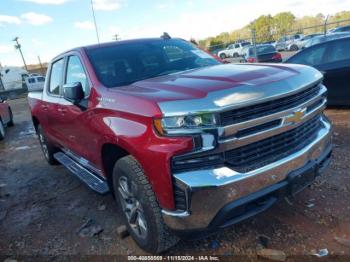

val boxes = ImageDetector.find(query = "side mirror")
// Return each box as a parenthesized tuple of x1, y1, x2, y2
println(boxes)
(63, 82, 84, 105)
(0, 95, 8, 102)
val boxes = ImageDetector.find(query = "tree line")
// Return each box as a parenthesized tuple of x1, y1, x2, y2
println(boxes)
(199, 11, 350, 51)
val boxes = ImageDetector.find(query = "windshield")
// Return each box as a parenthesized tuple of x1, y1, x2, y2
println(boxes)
(37, 76, 45, 82)
(249, 45, 276, 55)
(86, 39, 220, 88)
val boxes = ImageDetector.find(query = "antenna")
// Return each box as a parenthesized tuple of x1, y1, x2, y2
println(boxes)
(161, 32, 171, 40)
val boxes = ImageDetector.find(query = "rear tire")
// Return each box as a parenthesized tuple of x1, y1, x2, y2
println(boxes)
(233, 53, 239, 58)
(290, 45, 298, 51)
(0, 119, 5, 140)
(219, 53, 226, 59)
(7, 108, 14, 127)
(113, 155, 179, 254)
(37, 125, 59, 165)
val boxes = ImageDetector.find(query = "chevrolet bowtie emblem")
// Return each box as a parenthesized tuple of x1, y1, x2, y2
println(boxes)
(285, 109, 306, 124)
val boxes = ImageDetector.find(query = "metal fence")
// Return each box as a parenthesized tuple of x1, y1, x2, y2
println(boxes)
(206, 18, 350, 54)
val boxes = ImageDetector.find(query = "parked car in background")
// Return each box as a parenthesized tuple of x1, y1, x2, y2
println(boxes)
(304, 32, 350, 48)
(0, 95, 14, 140)
(290, 33, 323, 50)
(328, 25, 350, 34)
(28, 37, 332, 253)
(218, 42, 250, 58)
(25, 75, 45, 92)
(241, 44, 282, 63)
(286, 36, 350, 106)
(29, 73, 42, 77)
(303, 32, 350, 49)
(275, 34, 303, 51)
(210, 48, 225, 56)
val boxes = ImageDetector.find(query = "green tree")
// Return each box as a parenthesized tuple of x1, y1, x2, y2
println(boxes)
(254, 15, 274, 42)
(273, 12, 296, 37)
(208, 38, 224, 51)
(295, 15, 324, 34)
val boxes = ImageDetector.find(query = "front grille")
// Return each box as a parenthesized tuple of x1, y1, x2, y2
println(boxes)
(172, 115, 323, 173)
(225, 115, 322, 172)
(220, 83, 321, 126)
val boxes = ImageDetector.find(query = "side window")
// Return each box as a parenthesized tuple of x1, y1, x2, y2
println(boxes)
(66, 56, 89, 95)
(288, 44, 327, 66)
(327, 39, 350, 63)
(234, 44, 240, 48)
(49, 58, 64, 95)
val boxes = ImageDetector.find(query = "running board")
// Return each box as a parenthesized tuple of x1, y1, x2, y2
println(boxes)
(54, 152, 109, 194)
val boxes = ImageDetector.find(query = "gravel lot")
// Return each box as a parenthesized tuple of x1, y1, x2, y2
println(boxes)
(1, 98, 350, 260)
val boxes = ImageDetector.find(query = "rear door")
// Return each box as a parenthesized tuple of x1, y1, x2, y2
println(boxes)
(317, 38, 350, 105)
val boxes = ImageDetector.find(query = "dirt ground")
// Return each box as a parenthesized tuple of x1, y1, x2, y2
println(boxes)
(1, 98, 350, 260)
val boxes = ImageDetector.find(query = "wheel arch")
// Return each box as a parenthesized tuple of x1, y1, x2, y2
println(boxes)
(101, 143, 130, 195)
(32, 116, 40, 132)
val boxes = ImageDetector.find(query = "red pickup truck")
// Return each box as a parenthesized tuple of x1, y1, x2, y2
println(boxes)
(28, 37, 332, 253)
(0, 95, 14, 140)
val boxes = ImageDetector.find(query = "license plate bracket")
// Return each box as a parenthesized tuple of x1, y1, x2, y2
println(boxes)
(287, 168, 316, 196)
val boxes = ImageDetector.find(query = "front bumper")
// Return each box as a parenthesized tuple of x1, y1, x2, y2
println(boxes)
(162, 116, 332, 232)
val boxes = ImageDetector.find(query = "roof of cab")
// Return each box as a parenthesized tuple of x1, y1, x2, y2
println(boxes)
(52, 37, 179, 61)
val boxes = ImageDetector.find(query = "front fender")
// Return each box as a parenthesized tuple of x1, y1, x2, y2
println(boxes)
(99, 114, 193, 210)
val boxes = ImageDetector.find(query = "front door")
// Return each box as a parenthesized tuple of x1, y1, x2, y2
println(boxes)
(55, 54, 101, 169)
(317, 38, 350, 106)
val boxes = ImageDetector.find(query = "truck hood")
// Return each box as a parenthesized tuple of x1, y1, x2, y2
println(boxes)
(107, 63, 323, 116)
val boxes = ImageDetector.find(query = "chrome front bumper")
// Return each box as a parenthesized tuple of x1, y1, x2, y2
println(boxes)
(162, 116, 332, 231)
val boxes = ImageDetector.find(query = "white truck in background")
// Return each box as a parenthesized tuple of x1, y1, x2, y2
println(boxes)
(0, 66, 29, 91)
(218, 42, 251, 59)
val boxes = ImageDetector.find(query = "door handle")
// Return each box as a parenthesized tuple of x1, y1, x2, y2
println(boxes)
(41, 105, 48, 111)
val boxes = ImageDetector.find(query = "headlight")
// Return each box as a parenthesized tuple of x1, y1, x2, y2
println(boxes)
(154, 113, 217, 135)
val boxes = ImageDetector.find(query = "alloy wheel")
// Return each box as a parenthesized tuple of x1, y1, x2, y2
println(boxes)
(0, 121, 5, 138)
(118, 176, 148, 239)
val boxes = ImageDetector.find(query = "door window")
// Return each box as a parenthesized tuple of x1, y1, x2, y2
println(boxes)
(287, 44, 327, 66)
(49, 59, 64, 95)
(327, 38, 350, 63)
(66, 56, 89, 95)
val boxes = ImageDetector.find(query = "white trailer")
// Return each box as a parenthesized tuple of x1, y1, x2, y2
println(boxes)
(0, 66, 29, 90)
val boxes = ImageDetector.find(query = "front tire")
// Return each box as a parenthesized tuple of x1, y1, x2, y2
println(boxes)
(219, 53, 226, 59)
(0, 119, 5, 140)
(37, 125, 59, 165)
(113, 156, 178, 254)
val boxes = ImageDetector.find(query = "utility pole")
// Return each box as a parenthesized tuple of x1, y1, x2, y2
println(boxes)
(13, 37, 28, 71)
(113, 34, 120, 41)
(38, 56, 44, 75)
(251, 28, 257, 61)
(324, 15, 329, 35)
(90, 0, 100, 43)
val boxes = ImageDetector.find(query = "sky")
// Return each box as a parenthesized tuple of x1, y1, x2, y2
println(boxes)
(0, 0, 350, 66)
